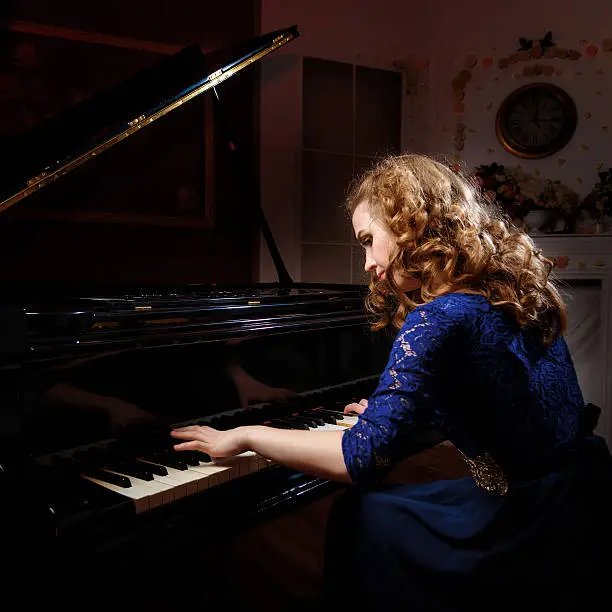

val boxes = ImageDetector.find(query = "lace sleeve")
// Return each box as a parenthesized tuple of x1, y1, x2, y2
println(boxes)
(342, 305, 464, 486)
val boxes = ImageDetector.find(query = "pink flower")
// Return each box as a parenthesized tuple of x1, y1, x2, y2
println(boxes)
(498, 184, 515, 198)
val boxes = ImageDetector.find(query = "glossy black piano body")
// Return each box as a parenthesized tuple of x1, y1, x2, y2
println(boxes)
(0, 24, 397, 605)
(1, 283, 392, 608)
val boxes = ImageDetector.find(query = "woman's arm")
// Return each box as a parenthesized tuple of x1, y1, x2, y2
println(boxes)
(171, 425, 352, 484)
(247, 426, 351, 483)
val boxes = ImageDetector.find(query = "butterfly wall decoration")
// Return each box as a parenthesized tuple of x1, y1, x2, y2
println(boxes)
(518, 31, 555, 52)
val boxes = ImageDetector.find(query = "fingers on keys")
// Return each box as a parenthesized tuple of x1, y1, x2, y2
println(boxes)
(171, 425, 217, 438)
(171, 425, 202, 434)
(173, 440, 201, 451)
(344, 402, 365, 415)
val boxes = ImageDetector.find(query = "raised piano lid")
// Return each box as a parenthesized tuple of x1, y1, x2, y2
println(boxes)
(0, 25, 299, 214)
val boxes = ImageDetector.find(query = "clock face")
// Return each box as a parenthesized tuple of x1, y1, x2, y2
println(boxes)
(496, 83, 577, 158)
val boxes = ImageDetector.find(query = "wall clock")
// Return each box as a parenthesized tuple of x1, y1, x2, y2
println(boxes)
(495, 83, 578, 159)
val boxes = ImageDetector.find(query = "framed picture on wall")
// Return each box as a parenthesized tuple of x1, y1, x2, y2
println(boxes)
(0, 21, 215, 228)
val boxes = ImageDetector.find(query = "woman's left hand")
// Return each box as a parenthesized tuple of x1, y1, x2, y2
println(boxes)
(344, 398, 368, 415)
(170, 425, 249, 458)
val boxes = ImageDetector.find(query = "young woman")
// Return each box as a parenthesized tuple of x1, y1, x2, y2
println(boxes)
(171, 154, 612, 610)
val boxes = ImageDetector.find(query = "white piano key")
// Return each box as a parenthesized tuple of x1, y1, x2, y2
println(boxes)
(139, 461, 206, 498)
(135, 476, 176, 508)
(102, 469, 176, 509)
(187, 451, 258, 484)
(310, 424, 346, 432)
(336, 415, 358, 427)
(185, 462, 233, 490)
(251, 456, 273, 473)
(210, 451, 261, 478)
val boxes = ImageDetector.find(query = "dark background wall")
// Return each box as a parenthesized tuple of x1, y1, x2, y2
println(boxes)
(0, 0, 261, 286)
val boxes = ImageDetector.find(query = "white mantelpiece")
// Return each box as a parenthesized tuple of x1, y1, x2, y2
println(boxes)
(532, 235, 612, 444)
(533, 234, 612, 275)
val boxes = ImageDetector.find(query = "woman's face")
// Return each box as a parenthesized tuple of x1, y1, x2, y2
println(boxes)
(352, 200, 421, 291)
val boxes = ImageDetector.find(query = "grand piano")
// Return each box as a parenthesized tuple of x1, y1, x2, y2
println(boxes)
(0, 25, 394, 607)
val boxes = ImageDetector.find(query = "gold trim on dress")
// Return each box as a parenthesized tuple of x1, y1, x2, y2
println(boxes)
(457, 450, 509, 496)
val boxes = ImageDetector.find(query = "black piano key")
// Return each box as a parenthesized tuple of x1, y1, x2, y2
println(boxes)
(83, 468, 132, 488)
(302, 410, 336, 424)
(160, 451, 190, 470)
(141, 452, 188, 470)
(70, 446, 154, 481)
(179, 450, 212, 464)
(273, 418, 310, 431)
(255, 408, 278, 422)
(293, 412, 327, 426)
(135, 459, 168, 476)
(265, 420, 293, 430)
(286, 414, 319, 428)
(108, 461, 154, 481)
(176, 450, 205, 464)
(316, 408, 347, 418)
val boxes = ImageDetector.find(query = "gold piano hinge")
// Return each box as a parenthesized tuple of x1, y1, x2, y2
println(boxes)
(142, 318, 189, 325)
(135, 306, 152, 310)
(128, 114, 146, 127)
(0, 28, 298, 216)
(92, 321, 121, 329)
(247, 300, 261, 305)
(27, 171, 48, 186)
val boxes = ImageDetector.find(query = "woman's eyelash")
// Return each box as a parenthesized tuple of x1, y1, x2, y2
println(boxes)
(360, 237, 372, 247)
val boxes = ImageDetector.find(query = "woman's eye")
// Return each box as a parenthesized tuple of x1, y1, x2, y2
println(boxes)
(361, 238, 372, 247)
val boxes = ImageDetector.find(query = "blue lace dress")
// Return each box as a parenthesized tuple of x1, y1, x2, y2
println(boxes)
(324, 293, 612, 611)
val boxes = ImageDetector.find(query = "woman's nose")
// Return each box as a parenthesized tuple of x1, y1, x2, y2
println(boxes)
(364, 254, 376, 272)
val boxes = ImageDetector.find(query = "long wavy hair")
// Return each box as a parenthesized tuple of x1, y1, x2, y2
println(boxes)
(346, 154, 567, 346)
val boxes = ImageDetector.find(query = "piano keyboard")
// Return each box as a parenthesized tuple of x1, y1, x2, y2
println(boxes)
(81, 452, 271, 514)
(38, 377, 371, 515)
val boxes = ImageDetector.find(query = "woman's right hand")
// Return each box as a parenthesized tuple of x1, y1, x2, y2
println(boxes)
(344, 398, 368, 415)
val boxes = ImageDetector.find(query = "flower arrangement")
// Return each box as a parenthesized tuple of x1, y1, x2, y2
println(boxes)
(473, 163, 529, 219)
(581, 168, 612, 220)
(474, 163, 580, 230)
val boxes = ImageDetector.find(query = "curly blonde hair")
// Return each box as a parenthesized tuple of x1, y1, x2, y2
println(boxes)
(346, 154, 567, 345)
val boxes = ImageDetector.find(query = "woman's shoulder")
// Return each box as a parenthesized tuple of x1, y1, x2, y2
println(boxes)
(397, 292, 491, 346)
(413, 292, 492, 321)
